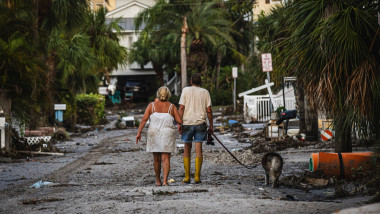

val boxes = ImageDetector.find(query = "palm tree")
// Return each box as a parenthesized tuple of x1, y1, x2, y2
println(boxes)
(277, 0, 380, 152)
(135, 0, 237, 87)
(0, 0, 50, 126)
(185, 0, 236, 73)
(255, 2, 319, 139)
(82, 8, 128, 90)
(130, 31, 180, 86)
(1, 0, 127, 126)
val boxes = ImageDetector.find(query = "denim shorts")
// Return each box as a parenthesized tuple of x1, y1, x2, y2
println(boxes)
(181, 123, 207, 143)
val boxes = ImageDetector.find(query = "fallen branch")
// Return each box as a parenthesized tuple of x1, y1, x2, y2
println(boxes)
(18, 151, 65, 156)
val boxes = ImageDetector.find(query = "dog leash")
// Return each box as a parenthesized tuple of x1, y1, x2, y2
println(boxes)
(211, 133, 258, 169)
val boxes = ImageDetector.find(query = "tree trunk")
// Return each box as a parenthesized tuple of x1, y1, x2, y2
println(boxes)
(334, 113, 353, 152)
(215, 52, 222, 90)
(105, 68, 110, 85)
(152, 63, 164, 86)
(305, 93, 319, 141)
(294, 80, 306, 133)
(181, 17, 188, 89)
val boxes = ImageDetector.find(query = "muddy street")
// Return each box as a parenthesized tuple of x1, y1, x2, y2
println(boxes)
(1, 119, 376, 214)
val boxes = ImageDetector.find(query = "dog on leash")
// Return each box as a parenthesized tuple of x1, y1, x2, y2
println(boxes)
(261, 152, 283, 188)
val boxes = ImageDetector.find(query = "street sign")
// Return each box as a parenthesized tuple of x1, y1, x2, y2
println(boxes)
(232, 67, 238, 78)
(261, 53, 273, 72)
(54, 104, 66, 110)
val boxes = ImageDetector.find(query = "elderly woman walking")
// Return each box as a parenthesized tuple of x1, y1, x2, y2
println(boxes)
(136, 86, 182, 186)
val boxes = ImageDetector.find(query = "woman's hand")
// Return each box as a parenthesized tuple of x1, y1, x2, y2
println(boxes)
(177, 124, 182, 135)
(136, 133, 141, 144)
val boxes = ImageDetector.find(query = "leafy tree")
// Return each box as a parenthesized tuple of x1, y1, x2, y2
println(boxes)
(254, 2, 317, 138)
(83, 8, 127, 88)
(223, 0, 255, 62)
(135, 0, 239, 87)
(0, 0, 127, 127)
(276, 0, 380, 152)
(130, 31, 180, 86)
(0, 1, 49, 127)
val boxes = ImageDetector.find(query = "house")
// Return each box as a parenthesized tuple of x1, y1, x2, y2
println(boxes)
(90, 0, 116, 11)
(95, 0, 159, 101)
(253, 0, 287, 21)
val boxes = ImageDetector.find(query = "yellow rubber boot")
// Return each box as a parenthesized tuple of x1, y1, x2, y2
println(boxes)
(183, 157, 190, 184)
(194, 157, 203, 184)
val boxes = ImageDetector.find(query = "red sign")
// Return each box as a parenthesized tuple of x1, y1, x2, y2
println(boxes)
(321, 130, 333, 141)
(261, 53, 273, 72)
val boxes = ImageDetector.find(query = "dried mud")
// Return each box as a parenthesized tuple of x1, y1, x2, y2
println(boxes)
(0, 111, 378, 213)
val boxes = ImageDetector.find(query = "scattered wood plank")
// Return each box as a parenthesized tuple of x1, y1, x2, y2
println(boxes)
(18, 151, 65, 156)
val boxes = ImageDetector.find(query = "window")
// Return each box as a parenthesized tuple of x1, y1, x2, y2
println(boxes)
(91, 0, 105, 11)
(129, 36, 133, 46)
(93, 3, 104, 11)
(106, 18, 146, 31)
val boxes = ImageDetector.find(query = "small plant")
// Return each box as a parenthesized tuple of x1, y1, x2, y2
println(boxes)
(275, 106, 287, 114)
(76, 93, 105, 125)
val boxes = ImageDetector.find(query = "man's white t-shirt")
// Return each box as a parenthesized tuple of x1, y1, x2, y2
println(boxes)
(179, 86, 212, 125)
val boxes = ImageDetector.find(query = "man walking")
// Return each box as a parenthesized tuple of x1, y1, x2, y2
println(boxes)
(179, 73, 213, 184)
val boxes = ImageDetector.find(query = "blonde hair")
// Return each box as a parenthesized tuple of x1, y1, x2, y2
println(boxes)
(156, 86, 171, 101)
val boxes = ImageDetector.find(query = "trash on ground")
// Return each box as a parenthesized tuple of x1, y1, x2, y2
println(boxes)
(122, 116, 135, 127)
(18, 151, 64, 156)
(29, 180, 55, 189)
(22, 197, 64, 205)
(228, 120, 238, 126)
(303, 177, 329, 187)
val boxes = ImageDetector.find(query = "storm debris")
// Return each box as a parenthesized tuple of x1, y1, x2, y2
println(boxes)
(93, 162, 116, 165)
(152, 189, 208, 196)
(281, 170, 332, 189)
(22, 198, 64, 205)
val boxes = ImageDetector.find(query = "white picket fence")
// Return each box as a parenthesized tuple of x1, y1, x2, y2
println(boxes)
(166, 72, 180, 96)
(244, 95, 296, 123)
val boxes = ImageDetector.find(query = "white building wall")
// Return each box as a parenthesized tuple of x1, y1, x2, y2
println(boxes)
(106, 0, 156, 77)
(253, 0, 285, 21)
(116, 0, 155, 9)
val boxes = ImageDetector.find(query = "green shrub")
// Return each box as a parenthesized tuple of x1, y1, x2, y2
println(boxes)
(76, 93, 105, 125)
(169, 95, 180, 106)
(62, 93, 76, 123)
(210, 88, 233, 106)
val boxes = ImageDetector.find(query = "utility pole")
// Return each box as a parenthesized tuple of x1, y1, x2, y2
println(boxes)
(232, 67, 238, 113)
(181, 17, 188, 89)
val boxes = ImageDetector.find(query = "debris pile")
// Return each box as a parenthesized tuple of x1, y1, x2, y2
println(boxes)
(207, 149, 261, 166)
(281, 170, 332, 189)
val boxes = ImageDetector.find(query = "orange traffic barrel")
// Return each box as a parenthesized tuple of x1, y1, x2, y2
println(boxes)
(309, 152, 374, 179)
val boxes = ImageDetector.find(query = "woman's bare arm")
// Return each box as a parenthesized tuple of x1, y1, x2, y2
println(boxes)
(136, 103, 152, 144)
(172, 105, 183, 125)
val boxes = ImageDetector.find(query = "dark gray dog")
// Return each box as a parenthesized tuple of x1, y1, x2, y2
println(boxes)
(261, 152, 283, 188)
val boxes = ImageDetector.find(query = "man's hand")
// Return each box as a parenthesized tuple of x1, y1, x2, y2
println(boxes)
(208, 126, 213, 134)
(206, 106, 213, 134)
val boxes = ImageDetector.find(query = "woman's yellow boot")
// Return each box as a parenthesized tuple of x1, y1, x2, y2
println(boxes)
(194, 157, 203, 184)
(183, 157, 190, 184)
